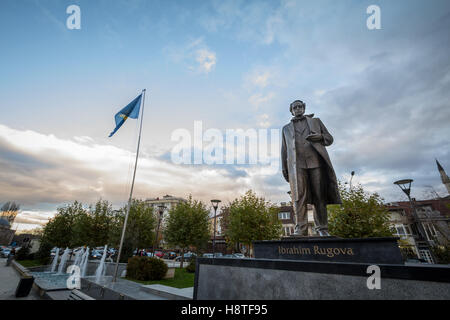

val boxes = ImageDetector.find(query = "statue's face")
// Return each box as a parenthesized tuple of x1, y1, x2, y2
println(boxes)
(291, 102, 305, 117)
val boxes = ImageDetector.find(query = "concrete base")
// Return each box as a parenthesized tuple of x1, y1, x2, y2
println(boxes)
(43, 290, 71, 300)
(79, 276, 166, 300)
(195, 258, 450, 300)
(141, 284, 193, 300)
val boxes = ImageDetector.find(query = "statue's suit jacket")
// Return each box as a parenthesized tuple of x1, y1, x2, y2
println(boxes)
(281, 115, 341, 204)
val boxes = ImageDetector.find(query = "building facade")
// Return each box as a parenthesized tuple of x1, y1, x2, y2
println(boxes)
(145, 195, 186, 220)
(11, 233, 41, 253)
(145, 195, 186, 248)
(278, 203, 318, 236)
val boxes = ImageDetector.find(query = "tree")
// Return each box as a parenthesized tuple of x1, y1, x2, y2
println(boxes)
(110, 199, 156, 262)
(40, 201, 85, 248)
(35, 241, 53, 265)
(69, 199, 116, 248)
(222, 190, 282, 257)
(328, 182, 394, 238)
(164, 196, 210, 268)
(37, 201, 90, 262)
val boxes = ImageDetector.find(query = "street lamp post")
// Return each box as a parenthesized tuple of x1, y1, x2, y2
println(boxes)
(153, 204, 166, 256)
(211, 199, 221, 257)
(394, 179, 435, 263)
(350, 171, 355, 189)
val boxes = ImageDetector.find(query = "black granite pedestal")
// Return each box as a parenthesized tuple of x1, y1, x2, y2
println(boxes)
(253, 237, 403, 264)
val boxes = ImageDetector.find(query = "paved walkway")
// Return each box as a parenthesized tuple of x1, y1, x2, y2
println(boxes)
(0, 258, 41, 300)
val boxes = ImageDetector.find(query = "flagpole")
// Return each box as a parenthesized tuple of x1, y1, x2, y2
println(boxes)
(112, 89, 146, 283)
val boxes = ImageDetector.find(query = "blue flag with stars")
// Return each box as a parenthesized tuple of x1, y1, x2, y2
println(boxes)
(109, 94, 142, 137)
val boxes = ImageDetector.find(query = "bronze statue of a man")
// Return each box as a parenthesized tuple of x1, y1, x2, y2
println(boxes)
(281, 100, 341, 236)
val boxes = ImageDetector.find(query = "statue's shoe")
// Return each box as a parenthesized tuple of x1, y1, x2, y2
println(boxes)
(318, 230, 331, 237)
(293, 225, 308, 236)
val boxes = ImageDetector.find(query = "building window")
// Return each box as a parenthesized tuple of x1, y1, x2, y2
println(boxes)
(410, 224, 419, 236)
(422, 223, 437, 241)
(284, 227, 291, 236)
(394, 224, 412, 237)
(404, 225, 412, 235)
(278, 212, 290, 220)
(395, 225, 405, 236)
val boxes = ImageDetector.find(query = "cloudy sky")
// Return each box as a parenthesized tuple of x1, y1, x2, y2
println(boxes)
(1, 0, 449, 231)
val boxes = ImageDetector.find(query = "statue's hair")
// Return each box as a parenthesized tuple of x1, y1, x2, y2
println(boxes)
(290, 100, 306, 113)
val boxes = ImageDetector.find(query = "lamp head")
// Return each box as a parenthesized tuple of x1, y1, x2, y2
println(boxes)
(394, 179, 413, 197)
(157, 204, 166, 215)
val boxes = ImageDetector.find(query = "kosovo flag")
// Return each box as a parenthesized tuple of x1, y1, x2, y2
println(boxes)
(109, 94, 142, 137)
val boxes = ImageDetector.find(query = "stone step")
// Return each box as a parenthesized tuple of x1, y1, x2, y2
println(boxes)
(140, 284, 193, 300)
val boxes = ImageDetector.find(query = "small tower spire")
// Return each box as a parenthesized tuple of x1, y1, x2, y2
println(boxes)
(436, 159, 450, 195)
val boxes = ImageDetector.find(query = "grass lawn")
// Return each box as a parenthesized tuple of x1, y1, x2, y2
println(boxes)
(126, 268, 195, 289)
(16, 259, 44, 268)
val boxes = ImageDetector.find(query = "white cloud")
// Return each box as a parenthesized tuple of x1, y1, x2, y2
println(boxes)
(165, 37, 217, 74)
(73, 136, 95, 144)
(195, 48, 217, 73)
(250, 71, 271, 88)
(248, 92, 275, 109)
(258, 114, 271, 128)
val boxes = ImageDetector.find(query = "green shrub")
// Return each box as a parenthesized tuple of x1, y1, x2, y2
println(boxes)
(35, 241, 52, 265)
(126, 256, 141, 279)
(186, 256, 196, 273)
(431, 244, 450, 264)
(127, 256, 168, 281)
(16, 246, 31, 261)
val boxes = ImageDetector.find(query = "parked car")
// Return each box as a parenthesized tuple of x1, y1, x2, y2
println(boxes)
(50, 247, 58, 257)
(175, 252, 197, 262)
(50, 247, 66, 257)
(233, 253, 245, 258)
(91, 250, 104, 259)
(154, 251, 164, 258)
(163, 252, 177, 260)
(202, 253, 214, 258)
(213, 253, 223, 258)
(223, 254, 234, 258)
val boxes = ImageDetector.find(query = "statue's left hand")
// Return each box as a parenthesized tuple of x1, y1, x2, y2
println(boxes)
(306, 133, 323, 142)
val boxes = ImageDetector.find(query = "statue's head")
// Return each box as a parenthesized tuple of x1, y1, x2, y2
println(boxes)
(290, 100, 306, 117)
